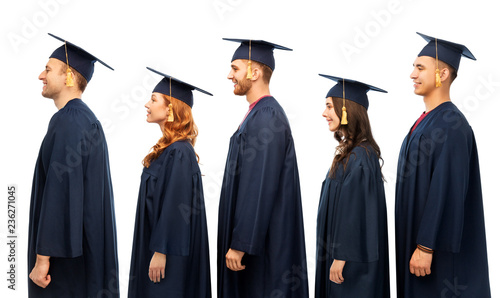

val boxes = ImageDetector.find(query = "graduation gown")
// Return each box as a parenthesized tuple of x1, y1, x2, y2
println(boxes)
(28, 98, 119, 297)
(128, 140, 211, 298)
(315, 145, 390, 298)
(217, 96, 309, 298)
(395, 102, 490, 297)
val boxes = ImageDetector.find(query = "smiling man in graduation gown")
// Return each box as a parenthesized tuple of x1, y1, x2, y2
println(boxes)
(28, 33, 119, 297)
(217, 39, 309, 298)
(395, 32, 491, 297)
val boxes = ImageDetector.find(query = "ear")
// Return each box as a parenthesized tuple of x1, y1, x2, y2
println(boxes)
(439, 67, 450, 83)
(250, 66, 260, 82)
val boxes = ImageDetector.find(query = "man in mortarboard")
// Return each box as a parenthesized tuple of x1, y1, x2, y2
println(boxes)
(28, 33, 119, 297)
(395, 32, 491, 297)
(217, 39, 309, 297)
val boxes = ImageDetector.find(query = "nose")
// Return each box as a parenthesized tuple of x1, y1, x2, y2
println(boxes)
(227, 70, 233, 80)
(39, 70, 45, 80)
(410, 68, 418, 80)
(322, 108, 328, 118)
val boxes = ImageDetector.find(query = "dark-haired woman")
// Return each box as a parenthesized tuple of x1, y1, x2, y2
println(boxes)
(128, 68, 212, 298)
(315, 75, 390, 297)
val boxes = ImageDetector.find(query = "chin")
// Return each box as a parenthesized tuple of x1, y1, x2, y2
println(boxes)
(233, 89, 246, 96)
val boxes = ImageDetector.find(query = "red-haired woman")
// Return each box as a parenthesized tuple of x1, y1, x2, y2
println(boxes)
(128, 68, 212, 298)
(315, 75, 390, 298)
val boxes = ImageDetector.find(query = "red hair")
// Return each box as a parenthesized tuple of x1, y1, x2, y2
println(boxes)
(142, 94, 198, 168)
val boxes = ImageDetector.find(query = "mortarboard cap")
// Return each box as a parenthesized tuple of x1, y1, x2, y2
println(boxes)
(48, 33, 113, 83)
(320, 74, 387, 110)
(147, 67, 212, 108)
(320, 74, 387, 125)
(224, 38, 292, 79)
(417, 32, 476, 71)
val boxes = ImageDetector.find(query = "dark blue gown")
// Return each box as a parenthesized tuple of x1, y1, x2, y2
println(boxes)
(217, 96, 309, 298)
(128, 140, 211, 298)
(28, 98, 119, 297)
(395, 102, 490, 297)
(315, 145, 390, 298)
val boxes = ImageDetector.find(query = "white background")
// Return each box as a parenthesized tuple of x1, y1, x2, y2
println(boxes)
(1, 0, 499, 297)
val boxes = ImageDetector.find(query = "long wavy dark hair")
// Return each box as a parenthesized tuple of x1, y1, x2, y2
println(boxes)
(329, 96, 384, 179)
(142, 94, 198, 168)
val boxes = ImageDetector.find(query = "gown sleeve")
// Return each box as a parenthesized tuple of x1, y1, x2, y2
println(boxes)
(332, 161, 381, 262)
(35, 114, 87, 258)
(149, 146, 196, 257)
(416, 116, 471, 252)
(229, 107, 288, 256)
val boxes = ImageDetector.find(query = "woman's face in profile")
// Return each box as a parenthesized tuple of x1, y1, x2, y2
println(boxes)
(322, 97, 340, 132)
(145, 92, 169, 125)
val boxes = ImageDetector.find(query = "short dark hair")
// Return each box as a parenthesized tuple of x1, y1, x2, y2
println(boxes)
(439, 60, 457, 83)
(251, 60, 273, 84)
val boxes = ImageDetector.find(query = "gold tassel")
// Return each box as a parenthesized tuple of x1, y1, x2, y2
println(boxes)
(66, 68, 74, 87)
(246, 60, 252, 79)
(435, 68, 442, 87)
(341, 106, 348, 125)
(64, 41, 74, 87)
(341, 79, 348, 125)
(246, 40, 252, 79)
(434, 38, 442, 88)
(167, 103, 174, 122)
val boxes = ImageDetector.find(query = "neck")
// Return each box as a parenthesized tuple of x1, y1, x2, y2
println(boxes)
(246, 84, 270, 105)
(422, 86, 451, 113)
(53, 90, 83, 110)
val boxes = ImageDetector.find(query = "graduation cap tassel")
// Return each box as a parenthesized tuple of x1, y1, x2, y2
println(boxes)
(246, 40, 253, 79)
(64, 41, 74, 87)
(435, 69, 442, 87)
(167, 103, 174, 122)
(167, 78, 174, 122)
(435, 38, 442, 87)
(341, 107, 348, 125)
(341, 79, 348, 125)
(66, 68, 74, 87)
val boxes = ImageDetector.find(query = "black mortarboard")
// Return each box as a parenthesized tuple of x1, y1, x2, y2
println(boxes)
(320, 74, 387, 125)
(417, 32, 476, 71)
(147, 67, 212, 108)
(48, 33, 113, 83)
(224, 38, 292, 79)
(320, 74, 387, 109)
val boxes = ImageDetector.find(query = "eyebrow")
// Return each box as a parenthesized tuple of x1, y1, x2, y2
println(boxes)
(231, 64, 238, 70)
(413, 63, 425, 68)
